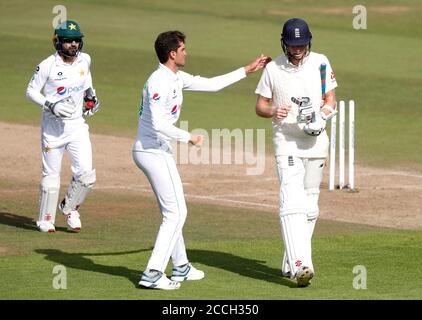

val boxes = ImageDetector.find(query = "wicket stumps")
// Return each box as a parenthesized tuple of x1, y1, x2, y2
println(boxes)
(329, 100, 355, 191)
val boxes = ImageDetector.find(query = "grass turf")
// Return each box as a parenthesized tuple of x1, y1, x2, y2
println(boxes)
(1, 187, 422, 300)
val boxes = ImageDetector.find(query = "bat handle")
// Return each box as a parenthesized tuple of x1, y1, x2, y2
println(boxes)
(320, 63, 327, 100)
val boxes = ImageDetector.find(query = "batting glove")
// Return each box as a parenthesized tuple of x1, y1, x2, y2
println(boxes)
(303, 112, 327, 136)
(292, 97, 314, 123)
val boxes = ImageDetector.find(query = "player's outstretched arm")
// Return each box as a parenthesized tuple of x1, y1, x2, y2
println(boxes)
(182, 55, 271, 92)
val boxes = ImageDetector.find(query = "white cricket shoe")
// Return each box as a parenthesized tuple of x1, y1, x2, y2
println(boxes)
(296, 266, 314, 287)
(63, 210, 81, 232)
(171, 263, 205, 282)
(58, 201, 82, 232)
(37, 221, 56, 233)
(139, 270, 181, 290)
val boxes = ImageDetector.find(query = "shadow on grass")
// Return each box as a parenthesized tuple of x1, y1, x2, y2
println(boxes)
(0, 212, 67, 232)
(188, 249, 297, 288)
(34, 248, 151, 287)
(34, 248, 297, 288)
(0, 212, 37, 231)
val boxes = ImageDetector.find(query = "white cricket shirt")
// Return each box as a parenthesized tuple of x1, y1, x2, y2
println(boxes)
(26, 52, 93, 138)
(255, 52, 338, 158)
(134, 63, 246, 153)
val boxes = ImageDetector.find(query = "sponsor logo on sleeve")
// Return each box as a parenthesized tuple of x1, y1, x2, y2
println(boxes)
(31, 66, 40, 80)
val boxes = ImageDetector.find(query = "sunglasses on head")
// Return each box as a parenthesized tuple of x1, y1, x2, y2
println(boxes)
(61, 38, 82, 43)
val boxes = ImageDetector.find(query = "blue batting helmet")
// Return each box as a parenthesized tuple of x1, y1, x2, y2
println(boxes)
(281, 18, 312, 52)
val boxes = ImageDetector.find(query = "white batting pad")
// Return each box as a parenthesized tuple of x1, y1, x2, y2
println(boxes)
(38, 175, 60, 225)
(280, 213, 313, 277)
(282, 251, 290, 275)
(60, 169, 96, 214)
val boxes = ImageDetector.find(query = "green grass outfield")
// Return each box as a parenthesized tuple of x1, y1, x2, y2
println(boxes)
(1, 0, 422, 300)
(1, 187, 422, 300)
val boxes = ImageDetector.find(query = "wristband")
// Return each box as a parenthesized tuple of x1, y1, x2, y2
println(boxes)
(321, 104, 337, 121)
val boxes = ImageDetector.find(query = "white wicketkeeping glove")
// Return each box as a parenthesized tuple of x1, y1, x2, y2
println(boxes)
(303, 112, 327, 136)
(44, 96, 76, 118)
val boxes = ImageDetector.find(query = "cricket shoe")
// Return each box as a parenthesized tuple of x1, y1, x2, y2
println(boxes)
(281, 270, 291, 278)
(170, 263, 205, 282)
(36, 221, 56, 233)
(63, 210, 81, 232)
(59, 201, 81, 232)
(295, 266, 314, 287)
(139, 270, 180, 290)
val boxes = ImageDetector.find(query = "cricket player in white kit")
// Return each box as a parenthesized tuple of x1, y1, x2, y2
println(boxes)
(255, 18, 338, 287)
(133, 31, 270, 290)
(26, 20, 100, 233)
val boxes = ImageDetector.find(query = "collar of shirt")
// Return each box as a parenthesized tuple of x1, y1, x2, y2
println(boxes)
(158, 63, 179, 80)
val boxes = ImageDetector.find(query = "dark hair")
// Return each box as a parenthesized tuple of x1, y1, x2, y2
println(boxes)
(154, 31, 186, 63)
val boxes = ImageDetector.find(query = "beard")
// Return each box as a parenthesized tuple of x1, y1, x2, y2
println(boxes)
(59, 41, 81, 57)
(61, 46, 79, 57)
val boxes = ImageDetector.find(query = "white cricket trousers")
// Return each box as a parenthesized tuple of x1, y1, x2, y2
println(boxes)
(42, 123, 93, 178)
(132, 149, 189, 273)
(276, 155, 325, 276)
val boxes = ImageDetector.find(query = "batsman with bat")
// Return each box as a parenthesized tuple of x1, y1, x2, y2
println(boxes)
(255, 18, 338, 287)
(133, 30, 270, 290)
(26, 20, 100, 233)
